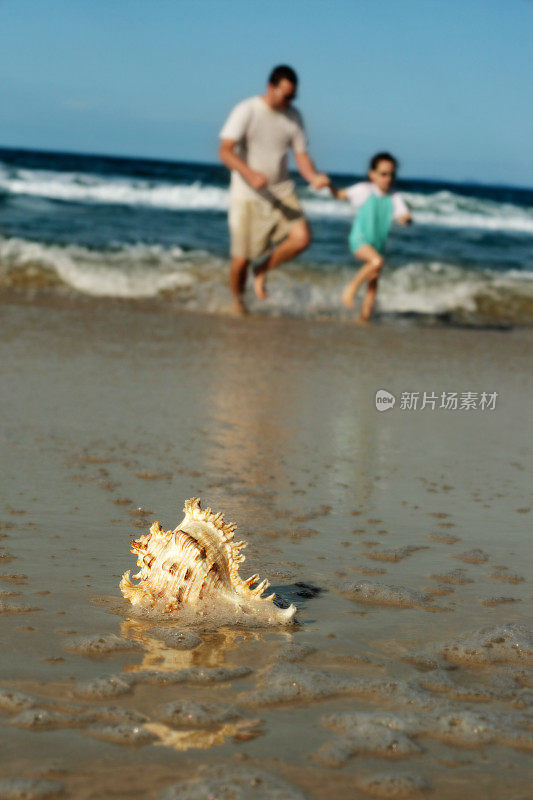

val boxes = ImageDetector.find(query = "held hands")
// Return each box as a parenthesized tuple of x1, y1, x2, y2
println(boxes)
(397, 214, 412, 226)
(248, 170, 331, 192)
(248, 170, 269, 191)
(310, 173, 330, 190)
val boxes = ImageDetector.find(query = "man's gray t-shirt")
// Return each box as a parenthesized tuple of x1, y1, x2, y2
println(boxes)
(219, 96, 307, 201)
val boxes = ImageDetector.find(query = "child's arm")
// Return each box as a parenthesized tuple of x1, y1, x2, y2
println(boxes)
(329, 182, 349, 200)
(396, 212, 412, 226)
(393, 194, 412, 225)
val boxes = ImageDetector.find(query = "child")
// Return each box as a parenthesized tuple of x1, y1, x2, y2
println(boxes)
(330, 152, 411, 323)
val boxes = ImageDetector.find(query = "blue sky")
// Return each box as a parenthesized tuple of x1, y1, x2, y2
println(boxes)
(1, 0, 532, 185)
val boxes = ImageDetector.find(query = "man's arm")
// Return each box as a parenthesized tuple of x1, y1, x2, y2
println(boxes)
(218, 139, 268, 191)
(294, 151, 330, 190)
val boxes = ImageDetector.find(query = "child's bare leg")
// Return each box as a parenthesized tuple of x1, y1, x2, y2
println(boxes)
(342, 245, 383, 308)
(358, 277, 379, 323)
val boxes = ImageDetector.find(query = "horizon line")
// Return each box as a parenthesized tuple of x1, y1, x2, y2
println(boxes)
(1, 143, 531, 193)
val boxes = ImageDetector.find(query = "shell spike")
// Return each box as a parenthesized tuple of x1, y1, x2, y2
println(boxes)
(279, 603, 297, 622)
(253, 578, 270, 596)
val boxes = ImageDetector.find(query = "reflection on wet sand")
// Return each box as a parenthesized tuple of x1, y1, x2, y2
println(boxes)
(198, 330, 388, 516)
(144, 717, 263, 751)
(120, 618, 263, 673)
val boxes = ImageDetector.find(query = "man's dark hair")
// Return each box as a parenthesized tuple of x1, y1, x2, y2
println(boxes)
(369, 152, 398, 171)
(268, 65, 298, 86)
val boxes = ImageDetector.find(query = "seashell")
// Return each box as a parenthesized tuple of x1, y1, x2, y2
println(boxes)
(120, 498, 296, 624)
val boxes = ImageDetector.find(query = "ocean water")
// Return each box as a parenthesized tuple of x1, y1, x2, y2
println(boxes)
(1, 147, 532, 325)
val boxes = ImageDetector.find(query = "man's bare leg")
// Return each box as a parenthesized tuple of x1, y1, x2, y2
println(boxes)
(253, 220, 311, 300)
(341, 245, 383, 309)
(230, 256, 250, 314)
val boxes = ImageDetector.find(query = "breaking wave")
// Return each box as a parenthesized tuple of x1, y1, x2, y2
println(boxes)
(2, 235, 532, 326)
(2, 163, 533, 233)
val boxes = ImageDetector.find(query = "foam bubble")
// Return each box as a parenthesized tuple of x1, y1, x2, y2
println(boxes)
(343, 581, 434, 609)
(418, 672, 495, 702)
(490, 667, 533, 692)
(82, 706, 148, 725)
(131, 666, 252, 686)
(10, 709, 79, 730)
(7, 699, 151, 734)
(0, 601, 40, 614)
(238, 665, 436, 709)
(277, 643, 316, 662)
(429, 569, 473, 585)
(86, 722, 157, 746)
(315, 719, 422, 766)
(364, 546, 425, 563)
(481, 596, 521, 607)
(319, 706, 533, 759)
(0, 778, 65, 799)
(0, 574, 27, 584)
(441, 623, 533, 666)
(433, 710, 498, 746)
(159, 765, 310, 800)
(238, 664, 353, 707)
(356, 773, 430, 798)
(489, 570, 525, 584)
(65, 633, 141, 657)
(404, 655, 445, 672)
(0, 688, 39, 712)
(157, 700, 243, 727)
(329, 712, 418, 736)
(428, 533, 461, 544)
(454, 549, 489, 564)
(146, 627, 202, 650)
(75, 666, 251, 699)
(74, 674, 134, 699)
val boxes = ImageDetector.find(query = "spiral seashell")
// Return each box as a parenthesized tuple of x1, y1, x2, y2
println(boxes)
(120, 498, 296, 623)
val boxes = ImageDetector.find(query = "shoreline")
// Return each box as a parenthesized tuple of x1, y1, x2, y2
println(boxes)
(0, 286, 529, 332)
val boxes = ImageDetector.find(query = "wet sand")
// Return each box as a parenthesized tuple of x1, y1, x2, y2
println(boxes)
(0, 299, 531, 799)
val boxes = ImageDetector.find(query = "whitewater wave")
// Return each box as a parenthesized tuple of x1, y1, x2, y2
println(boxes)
(2, 164, 533, 233)
(1, 235, 532, 325)
(0, 236, 198, 298)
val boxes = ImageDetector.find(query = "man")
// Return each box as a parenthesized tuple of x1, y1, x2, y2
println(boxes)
(219, 65, 330, 314)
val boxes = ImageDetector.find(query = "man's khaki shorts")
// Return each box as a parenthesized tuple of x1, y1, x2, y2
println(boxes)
(228, 193, 305, 260)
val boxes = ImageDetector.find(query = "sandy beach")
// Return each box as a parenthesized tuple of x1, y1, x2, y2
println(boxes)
(0, 297, 531, 799)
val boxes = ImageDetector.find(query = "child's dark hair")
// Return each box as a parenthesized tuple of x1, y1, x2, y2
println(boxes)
(268, 64, 298, 86)
(369, 152, 398, 171)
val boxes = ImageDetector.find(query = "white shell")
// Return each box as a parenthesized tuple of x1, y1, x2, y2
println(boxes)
(120, 498, 296, 623)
